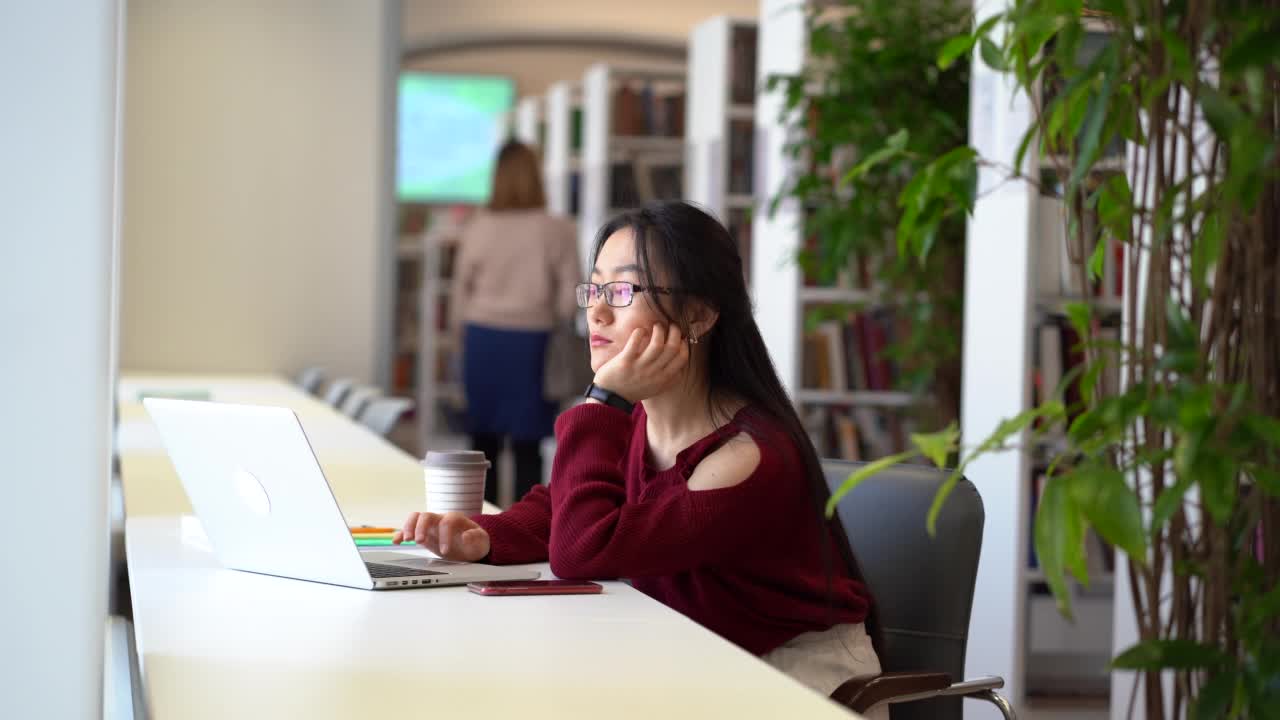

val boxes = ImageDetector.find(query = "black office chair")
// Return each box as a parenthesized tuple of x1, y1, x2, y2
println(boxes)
(295, 366, 326, 395)
(358, 396, 415, 437)
(821, 459, 1015, 720)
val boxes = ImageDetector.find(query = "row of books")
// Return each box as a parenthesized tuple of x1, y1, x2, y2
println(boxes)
(1032, 318, 1122, 413)
(1036, 189, 1125, 302)
(801, 310, 902, 392)
(610, 160, 684, 208)
(802, 405, 912, 461)
(727, 208, 752, 280)
(612, 83, 685, 138)
(729, 25, 758, 105)
(728, 119, 754, 195)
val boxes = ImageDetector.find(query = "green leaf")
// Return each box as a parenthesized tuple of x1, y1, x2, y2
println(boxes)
(1064, 301, 1092, 339)
(1244, 413, 1280, 446)
(1034, 476, 1083, 618)
(1193, 671, 1237, 720)
(1069, 71, 1116, 190)
(1111, 639, 1230, 671)
(1165, 299, 1198, 352)
(1192, 214, 1222, 292)
(825, 449, 919, 517)
(979, 36, 1005, 71)
(1199, 453, 1238, 525)
(1223, 25, 1280, 74)
(1199, 86, 1245, 144)
(938, 34, 977, 70)
(911, 422, 959, 470)
(1087, 237, 1107, 281)
(843, 132, 907, 185)
(1250, 465, 1280, 497)
(1151, 473, 1193, 533)
(1159, 29, 1194, 82)
(1067, 465, 1146, 561)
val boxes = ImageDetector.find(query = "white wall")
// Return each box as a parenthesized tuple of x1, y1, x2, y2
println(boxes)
(121, 0, 400, 385)
(0, 1, 121, 716)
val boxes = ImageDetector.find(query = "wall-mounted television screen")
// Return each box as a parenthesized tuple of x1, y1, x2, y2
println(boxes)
(397, 72, 514, 204)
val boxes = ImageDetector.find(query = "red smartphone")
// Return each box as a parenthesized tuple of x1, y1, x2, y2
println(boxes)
(467, 579, 603, 596)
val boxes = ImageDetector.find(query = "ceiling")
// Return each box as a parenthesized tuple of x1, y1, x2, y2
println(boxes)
(401, 0, 760, 55)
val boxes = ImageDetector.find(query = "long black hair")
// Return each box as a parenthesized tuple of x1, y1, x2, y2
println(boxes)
(592, 201, 883, 653)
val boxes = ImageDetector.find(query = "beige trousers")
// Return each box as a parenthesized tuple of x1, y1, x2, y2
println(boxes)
(761, 623, 890, 720)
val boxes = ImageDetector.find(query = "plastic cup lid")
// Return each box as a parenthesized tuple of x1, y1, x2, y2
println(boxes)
(421, 450, 491, 469)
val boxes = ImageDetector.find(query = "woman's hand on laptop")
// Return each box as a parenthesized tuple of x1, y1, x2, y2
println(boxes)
(393, 511, 490, 562)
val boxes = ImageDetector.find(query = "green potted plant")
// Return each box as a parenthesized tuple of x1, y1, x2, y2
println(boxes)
(768, 0, 973, 429)
(816, 0, 1279, 716)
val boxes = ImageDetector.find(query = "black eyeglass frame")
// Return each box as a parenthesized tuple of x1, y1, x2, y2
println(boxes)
(574, 281, 681, 308)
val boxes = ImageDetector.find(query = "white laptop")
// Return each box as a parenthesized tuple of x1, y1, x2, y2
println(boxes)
(143, 397, 539, 590)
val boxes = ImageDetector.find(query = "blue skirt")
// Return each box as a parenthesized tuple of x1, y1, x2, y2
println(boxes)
(462, 324, 556, 441)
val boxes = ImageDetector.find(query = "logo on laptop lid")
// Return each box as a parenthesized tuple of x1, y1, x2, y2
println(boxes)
(232, 468, 272, 516)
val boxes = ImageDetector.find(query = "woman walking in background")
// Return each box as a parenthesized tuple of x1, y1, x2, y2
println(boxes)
(450, 140, 580, 506)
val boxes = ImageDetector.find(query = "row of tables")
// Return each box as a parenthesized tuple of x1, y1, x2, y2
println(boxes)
(116, 373, 862, 718)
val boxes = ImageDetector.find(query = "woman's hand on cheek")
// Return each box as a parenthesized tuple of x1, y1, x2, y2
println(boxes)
(592, 324, 689, 402)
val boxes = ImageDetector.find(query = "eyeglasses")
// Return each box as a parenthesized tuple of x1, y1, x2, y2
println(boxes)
(575, 282, 679, 308)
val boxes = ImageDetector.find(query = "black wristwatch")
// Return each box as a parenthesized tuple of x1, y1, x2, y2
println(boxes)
(583, 383, 635, 415)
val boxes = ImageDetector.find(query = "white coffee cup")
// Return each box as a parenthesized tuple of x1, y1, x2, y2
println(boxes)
(422, 450, 489, 516)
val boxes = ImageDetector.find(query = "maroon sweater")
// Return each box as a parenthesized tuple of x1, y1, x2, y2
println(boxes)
(471, 402, 870, 656)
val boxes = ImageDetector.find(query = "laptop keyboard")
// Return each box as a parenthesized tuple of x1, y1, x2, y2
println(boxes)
(365, 562, 446, 578)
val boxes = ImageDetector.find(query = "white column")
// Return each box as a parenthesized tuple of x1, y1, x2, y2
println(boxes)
(960, 0, 1038, 714)
(685, 16, 731, 218)
(543, 82, 573, 217)
(515, 97, 540, 146)
(0, 1, 122, 717)
(580, 64, 612, 266)
(753, 0, 805, 394)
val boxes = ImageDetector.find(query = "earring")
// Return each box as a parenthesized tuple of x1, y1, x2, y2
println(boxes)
(688, 334, 699, 345)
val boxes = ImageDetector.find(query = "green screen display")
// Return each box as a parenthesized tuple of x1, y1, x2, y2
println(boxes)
(397, 73, 514, 203)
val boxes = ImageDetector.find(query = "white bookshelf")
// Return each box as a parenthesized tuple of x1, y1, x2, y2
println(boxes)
(686, 15, 759, 280)
(513, 96, 540, 147)
(752, 0, 925, 464)
(415, 217, 467, 450)
(542, 81, 579, 220)
(579, 62, 687, 266)
(960, 4, 1127, 712)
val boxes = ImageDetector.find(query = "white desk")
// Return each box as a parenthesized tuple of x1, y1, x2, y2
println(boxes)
(118, 373, 860, 718)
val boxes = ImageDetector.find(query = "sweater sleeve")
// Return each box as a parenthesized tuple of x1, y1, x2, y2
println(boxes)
(470, 485, 552, 565)
(547, 403, 797, 580)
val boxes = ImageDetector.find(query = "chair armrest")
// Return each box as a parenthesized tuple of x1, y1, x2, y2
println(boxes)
(830, 671, 951, 714)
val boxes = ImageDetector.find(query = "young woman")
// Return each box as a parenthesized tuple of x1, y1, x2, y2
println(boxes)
(450, 140, 580, 505)
(399, 201, 884, 708)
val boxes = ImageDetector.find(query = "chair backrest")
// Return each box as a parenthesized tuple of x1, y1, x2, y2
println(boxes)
(321, 378, 354, 408)
(357, 397, 414, 437)
(295, 367, 326, 395)
(821, 459, 984, 720)
(339, 385, 381, 419)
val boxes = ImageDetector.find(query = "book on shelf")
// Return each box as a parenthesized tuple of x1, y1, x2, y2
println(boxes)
(610, 156, 684, 210)
(1036, 174, 1125, 304)
(800, 308, 900, 393)
(611, 81, 685, 137)
(726, 208, 752, 280)
(728, 119, 754, 195)
(802, 405, 910, 460)
(729, 25, 758, 105)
